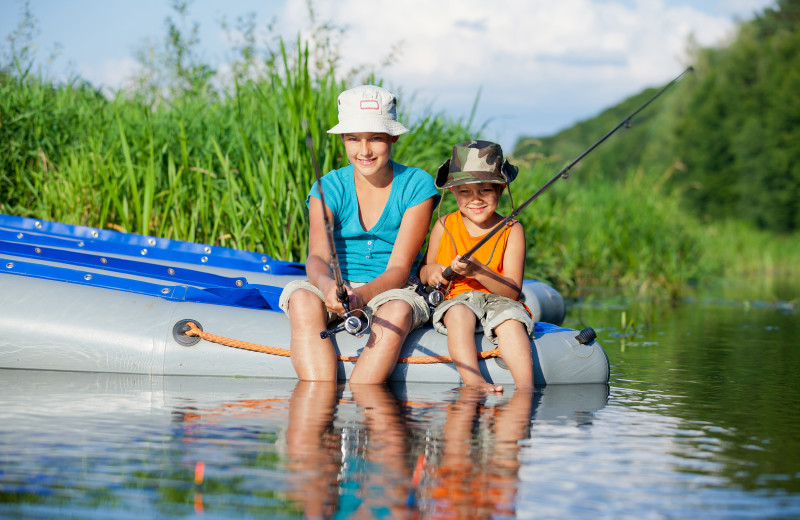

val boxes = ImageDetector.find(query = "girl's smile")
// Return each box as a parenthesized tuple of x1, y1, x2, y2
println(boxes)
(341, 132, 398, 181)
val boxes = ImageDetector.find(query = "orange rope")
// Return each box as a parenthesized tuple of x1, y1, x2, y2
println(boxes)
(183, 322, 501, 364)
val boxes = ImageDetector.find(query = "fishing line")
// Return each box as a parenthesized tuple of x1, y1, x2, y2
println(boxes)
(304, 129, 368, 338)
(428, 66, 694, 299)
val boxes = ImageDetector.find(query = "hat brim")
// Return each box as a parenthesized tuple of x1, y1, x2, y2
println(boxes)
(435, 159, 513, 189)
(440, 177, 508, 189)
(434, 159, 451, 189)
(327, 120, 409, 136)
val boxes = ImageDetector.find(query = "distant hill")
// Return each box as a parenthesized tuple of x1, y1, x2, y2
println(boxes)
(514, 0, 799, 233)
(512, 84, 680, 182)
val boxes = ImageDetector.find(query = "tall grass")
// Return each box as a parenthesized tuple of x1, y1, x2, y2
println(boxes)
(2, 4, 796, 299)
(0, 35, 472, 261)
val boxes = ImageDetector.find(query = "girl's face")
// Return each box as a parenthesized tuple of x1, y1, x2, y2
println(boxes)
(341, 132, 398, 180)
(450, 182, 504, 226)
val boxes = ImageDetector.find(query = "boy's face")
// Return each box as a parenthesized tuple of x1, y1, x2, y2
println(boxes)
(449, 182, 505, 225)
(341, 132, 398, 179)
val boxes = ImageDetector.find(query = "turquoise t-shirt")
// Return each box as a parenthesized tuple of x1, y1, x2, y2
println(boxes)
(308, 161, 439, 282)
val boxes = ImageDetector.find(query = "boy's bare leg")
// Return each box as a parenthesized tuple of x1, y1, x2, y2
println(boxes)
(287, 289, 339, 381)
(350, 300, 413, 384)
(443, 304, 503, 393)
(494, 320, 534, 388)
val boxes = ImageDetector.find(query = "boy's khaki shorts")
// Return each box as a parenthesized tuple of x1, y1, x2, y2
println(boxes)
(431, 291, 534, 344)
(279, 279, 431, 330)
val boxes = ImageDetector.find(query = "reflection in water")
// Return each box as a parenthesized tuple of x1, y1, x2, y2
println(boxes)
(285, 381, 531, 518)
(40, 368, 800, 517)
(0, 369, 610, 518)
(423, 387, 534, 519)
(345, 383, 415, 517)
(280, 381, 606, 519)
(571, 299, 800, 494)
(286, 381, 342, 519)
(286, 382, 418, 518)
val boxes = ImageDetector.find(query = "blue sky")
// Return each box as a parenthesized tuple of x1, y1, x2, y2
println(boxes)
(1, 0, 776, 151)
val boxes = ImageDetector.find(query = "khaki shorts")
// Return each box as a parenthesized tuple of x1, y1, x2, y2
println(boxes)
(278, 279, 431, 330)
(431, 291, 534, 344)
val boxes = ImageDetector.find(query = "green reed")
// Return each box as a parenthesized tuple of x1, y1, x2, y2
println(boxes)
(3, 12, 795, 299)
(0, 36, 471, 262)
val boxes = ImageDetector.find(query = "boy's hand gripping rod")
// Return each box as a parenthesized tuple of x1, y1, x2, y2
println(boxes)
(426, 67, 694, 304)
(305, 131, 367, 338)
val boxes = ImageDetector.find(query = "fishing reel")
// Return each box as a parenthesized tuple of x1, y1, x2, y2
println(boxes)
(320, 299, 369, 339)
(320, 312, 368, 339)
(410, 276, 446, 310)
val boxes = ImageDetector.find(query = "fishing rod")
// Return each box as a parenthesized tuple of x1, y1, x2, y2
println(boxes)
(429, 66, 694, 298)
(304, 130, 367, 339)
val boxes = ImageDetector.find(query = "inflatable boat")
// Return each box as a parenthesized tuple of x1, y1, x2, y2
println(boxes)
(0, 214, 609, 385)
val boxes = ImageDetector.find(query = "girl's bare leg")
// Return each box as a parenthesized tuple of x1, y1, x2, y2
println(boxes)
(350, 300, 413, 384)
(443, 304, 503, 393)
(288, 289, 339, 381)
(286, 381, 340, 518)
(494, 320, 534, 389)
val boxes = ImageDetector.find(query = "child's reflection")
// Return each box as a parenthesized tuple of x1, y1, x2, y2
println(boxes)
(285, 381, 417, 519)
(425, 387, 535, 519)
(343, 383, 416, 519)
(286, 381, 343, 519)
(285, 380, 537, 519)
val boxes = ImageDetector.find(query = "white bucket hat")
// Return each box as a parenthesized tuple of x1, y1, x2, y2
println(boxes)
(327, 85, 409, 136)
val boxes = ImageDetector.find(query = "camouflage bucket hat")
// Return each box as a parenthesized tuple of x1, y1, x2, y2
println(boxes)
(435, 140, 519, 189)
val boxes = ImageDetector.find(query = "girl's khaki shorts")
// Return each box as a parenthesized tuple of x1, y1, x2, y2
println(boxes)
(279, 279, 431, 330)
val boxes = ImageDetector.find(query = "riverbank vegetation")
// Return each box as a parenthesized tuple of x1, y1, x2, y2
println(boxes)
(1, 1, 797, 301)
(513, 0, 799, 299)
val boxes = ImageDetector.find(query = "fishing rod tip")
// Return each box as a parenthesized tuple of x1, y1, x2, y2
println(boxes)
(302, 120, 315, 144)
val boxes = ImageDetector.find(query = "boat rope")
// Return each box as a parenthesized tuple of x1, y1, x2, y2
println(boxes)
(183, 322, 501, 364)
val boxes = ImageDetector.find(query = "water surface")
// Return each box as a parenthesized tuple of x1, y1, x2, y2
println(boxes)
(1, 292, 798, 519)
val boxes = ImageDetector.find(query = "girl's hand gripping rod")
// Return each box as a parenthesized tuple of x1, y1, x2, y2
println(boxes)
(428, 67, 694, 303)
(305, 131, 368, 339)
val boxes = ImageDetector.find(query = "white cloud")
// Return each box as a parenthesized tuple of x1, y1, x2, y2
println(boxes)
(281, 0, 758, 148)
(9, 0, 772, 150)
(80, 56, 140, 91)
(719, 0, 776, 18)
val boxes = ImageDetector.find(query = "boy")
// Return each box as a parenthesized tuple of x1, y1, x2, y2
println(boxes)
(279, 85, 439, 384)
(420, 140, 534, 392)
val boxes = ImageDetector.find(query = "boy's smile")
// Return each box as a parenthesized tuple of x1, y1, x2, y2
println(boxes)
(450, 182, 504, 231)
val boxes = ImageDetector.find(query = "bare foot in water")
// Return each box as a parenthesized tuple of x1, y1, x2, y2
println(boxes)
(465, 381, 504, 393)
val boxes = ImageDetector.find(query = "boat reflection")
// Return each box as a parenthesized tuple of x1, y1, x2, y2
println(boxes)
(0, 369, 608, 518)
(284, 381, 610, 518)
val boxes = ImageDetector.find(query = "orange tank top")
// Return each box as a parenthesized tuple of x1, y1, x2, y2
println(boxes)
(434, 211, 516, 299)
